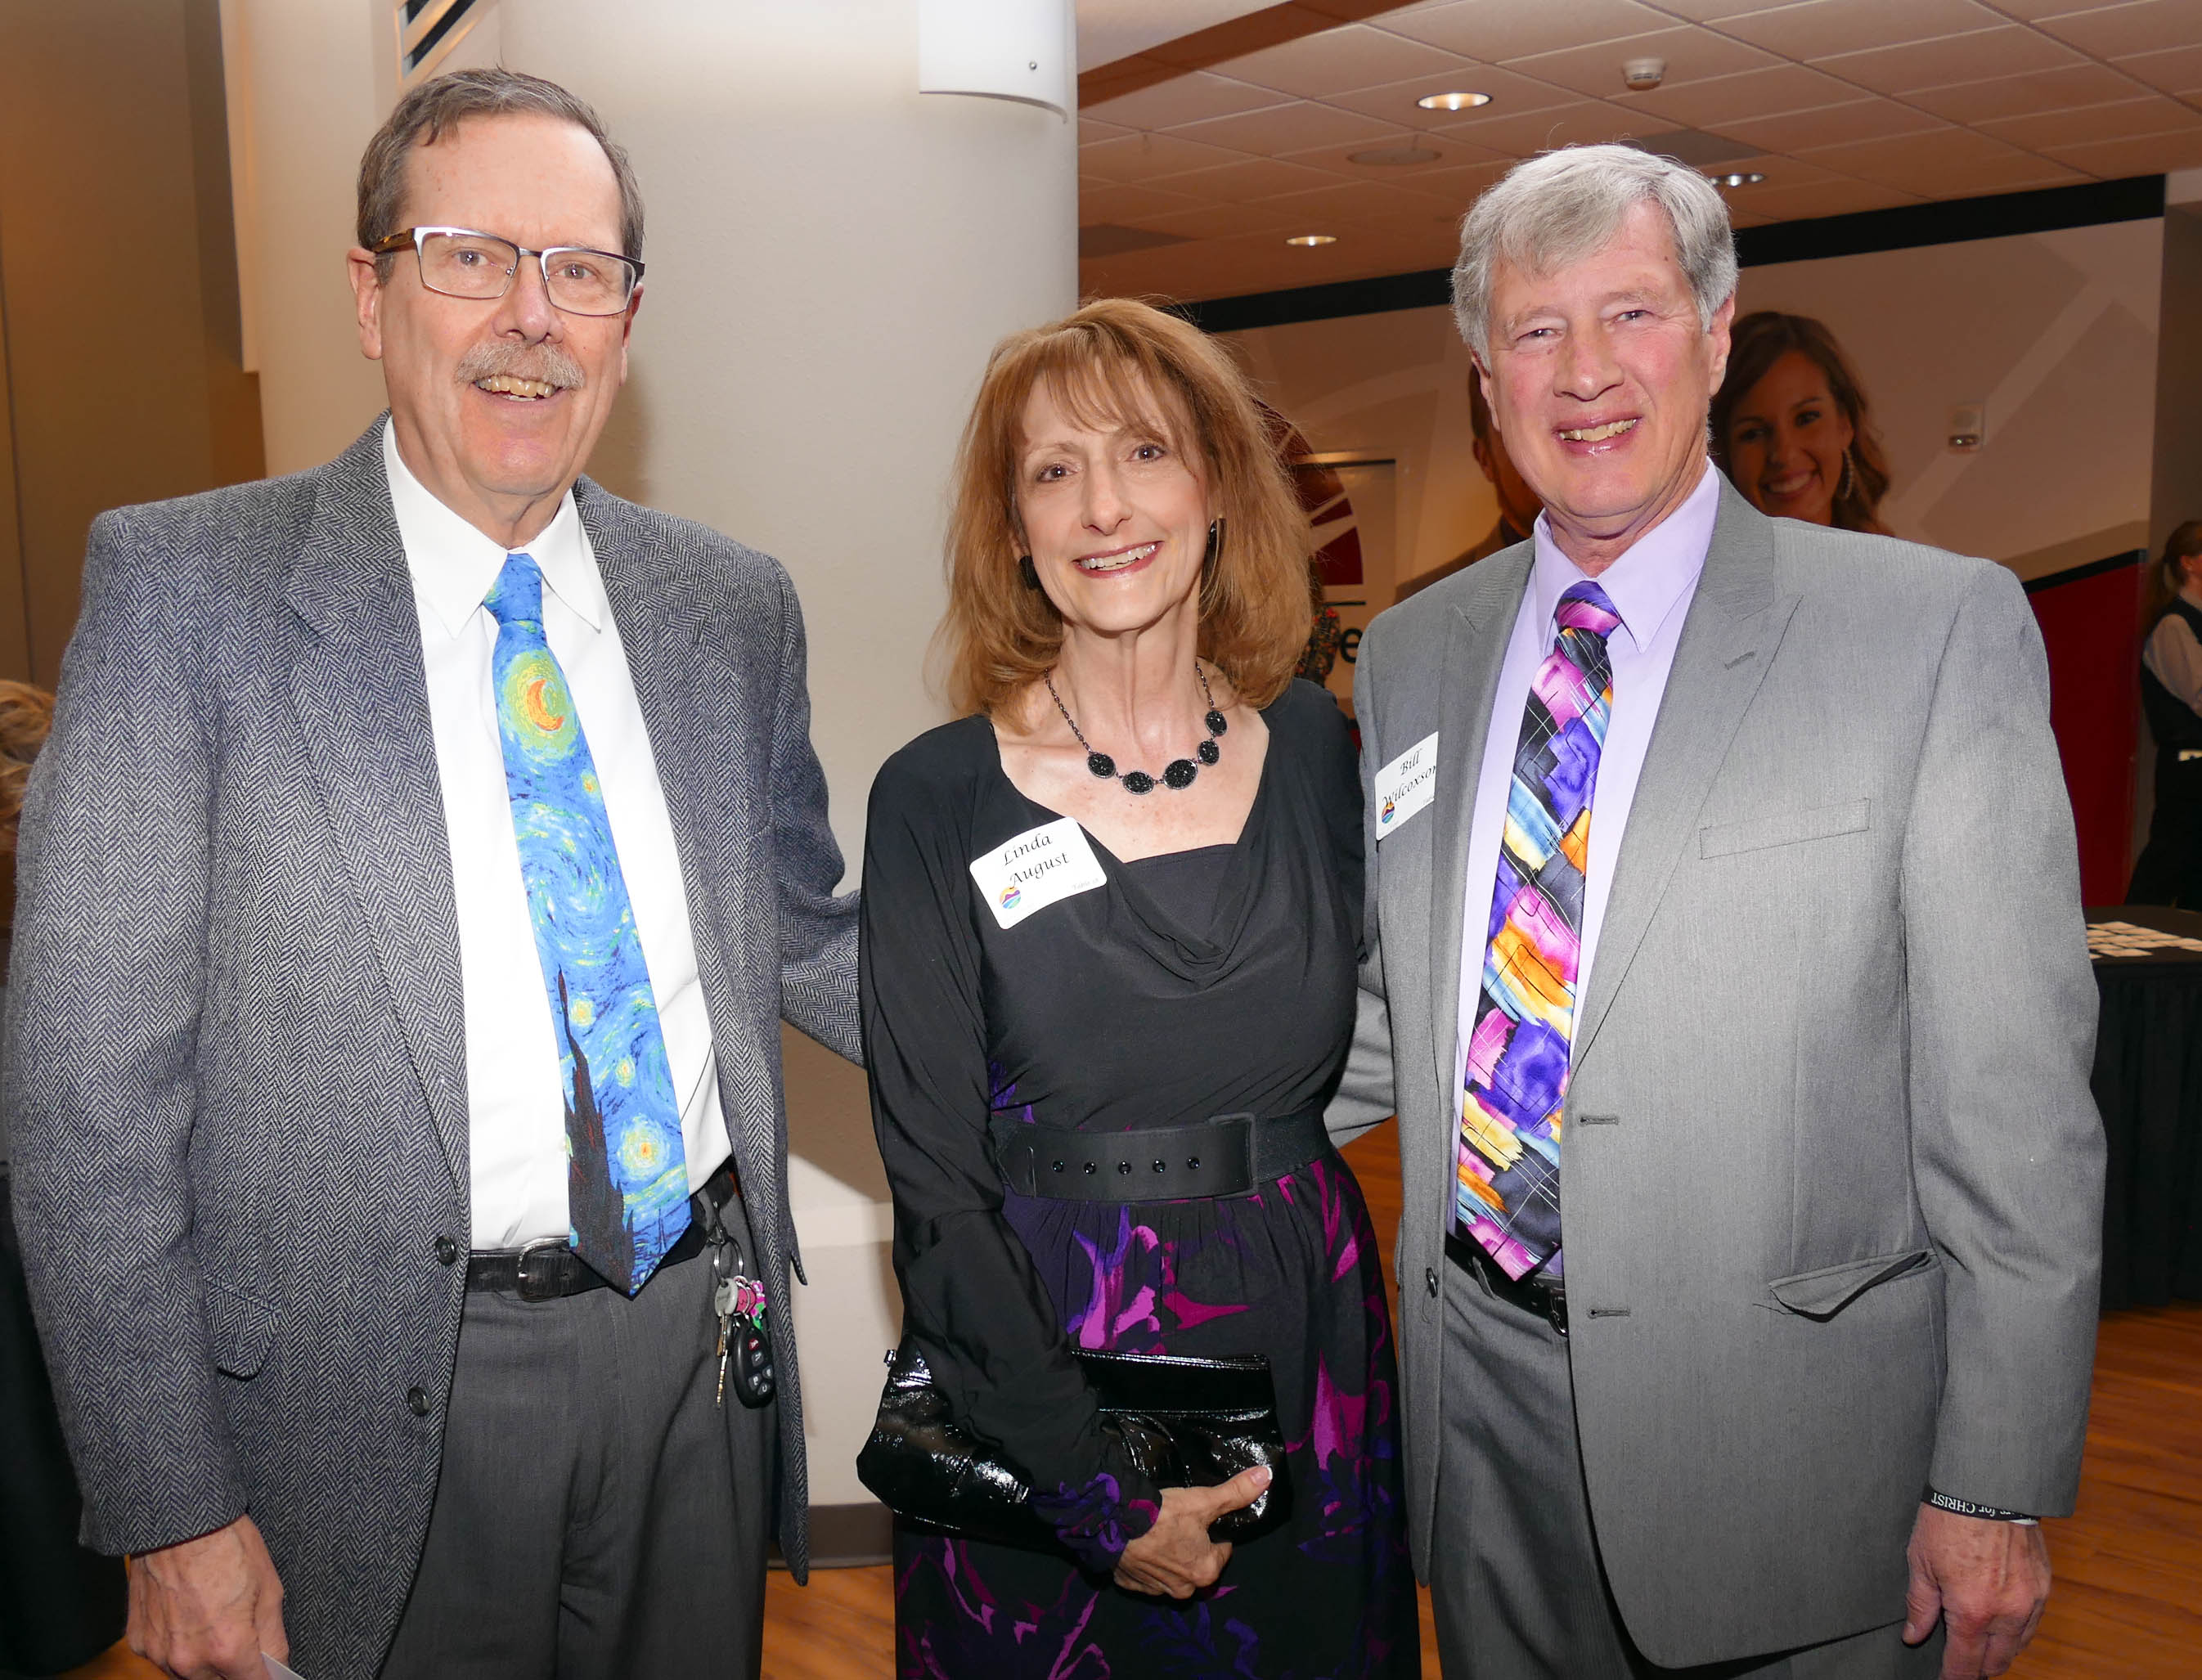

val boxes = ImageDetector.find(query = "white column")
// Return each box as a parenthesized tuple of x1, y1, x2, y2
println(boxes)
(495, 1, 1078, 1513)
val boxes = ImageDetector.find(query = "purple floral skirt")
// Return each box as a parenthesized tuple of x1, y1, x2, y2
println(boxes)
(892, 1153, 1420, 1678)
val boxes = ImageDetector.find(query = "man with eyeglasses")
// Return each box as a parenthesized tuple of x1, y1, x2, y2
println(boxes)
(8, 68, 858, 1680)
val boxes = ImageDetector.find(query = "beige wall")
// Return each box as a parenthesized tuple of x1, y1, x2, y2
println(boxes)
(1225, 217, 2165, 594)
(0, 0, 263, 685)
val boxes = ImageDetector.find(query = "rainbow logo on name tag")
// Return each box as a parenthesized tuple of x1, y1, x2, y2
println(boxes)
(1000, 884, 1022, 911)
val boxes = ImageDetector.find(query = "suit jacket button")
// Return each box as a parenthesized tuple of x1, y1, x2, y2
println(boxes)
(434, 1236, 459, 1265)
(1425, 1267, 1439, 1297)
(407, 1386, 431, 1417)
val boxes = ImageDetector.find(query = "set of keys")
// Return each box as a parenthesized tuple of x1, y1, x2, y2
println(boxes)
(706, 1212, 775, 1408)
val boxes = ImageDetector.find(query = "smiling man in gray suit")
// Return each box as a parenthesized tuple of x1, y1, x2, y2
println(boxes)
(1328, 146, 2102, 1680)
(8, 70, 857, 1680)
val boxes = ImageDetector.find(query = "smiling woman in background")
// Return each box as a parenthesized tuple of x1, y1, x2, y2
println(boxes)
(1712, 308, 1890, 533)
(861, 297, 1416, 1678)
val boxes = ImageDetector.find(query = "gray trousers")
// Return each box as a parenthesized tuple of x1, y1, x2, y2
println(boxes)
(1431, 1259, 1943, 1680)
(380, 1240, 771, 1680)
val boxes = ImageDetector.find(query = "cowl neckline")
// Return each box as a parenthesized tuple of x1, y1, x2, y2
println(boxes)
(982, 710, 1284, 982)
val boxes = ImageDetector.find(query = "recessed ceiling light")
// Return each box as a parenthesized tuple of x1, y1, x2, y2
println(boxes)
(1710, 171, 1767, 187)
(1350, 145, 1443, 166)
(1418, 91, 1492, 111)
(1285, 234, 1338, 247)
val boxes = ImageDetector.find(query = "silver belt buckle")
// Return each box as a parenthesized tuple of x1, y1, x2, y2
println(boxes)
(515, 1237, 570, 1302)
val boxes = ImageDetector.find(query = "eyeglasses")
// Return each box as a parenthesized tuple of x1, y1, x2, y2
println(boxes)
(369, 226, 643, 317)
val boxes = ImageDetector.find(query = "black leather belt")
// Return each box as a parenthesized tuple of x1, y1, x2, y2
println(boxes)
(991, 1109, 1332, 1202)
(1446, 1229, 1568, 1336)
(466, 1163, 737, 1301)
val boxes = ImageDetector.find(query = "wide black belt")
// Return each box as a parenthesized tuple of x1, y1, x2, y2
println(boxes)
(991, 1109, 1332, 1202)
(1446, 1229, 1569, 1336)
(466, 1163, 737, 1301)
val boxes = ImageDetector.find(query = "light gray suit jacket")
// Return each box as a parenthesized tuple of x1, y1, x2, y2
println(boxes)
(7, 422, 860, 1678)
(1328, 480, 2103, 1667)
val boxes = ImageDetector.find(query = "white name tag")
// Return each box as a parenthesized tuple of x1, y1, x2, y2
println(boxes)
(1373, 730, 1440, 838)
(970, 818, 1108, 930)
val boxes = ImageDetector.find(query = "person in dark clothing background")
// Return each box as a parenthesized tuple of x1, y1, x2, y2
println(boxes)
(2129, 519, 2202, 908)
(0, 680, 126, 1680)
(1395, 371, 1542, 602)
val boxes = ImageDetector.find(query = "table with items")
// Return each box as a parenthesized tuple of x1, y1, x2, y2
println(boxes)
(2086, 906, 2202, 1311)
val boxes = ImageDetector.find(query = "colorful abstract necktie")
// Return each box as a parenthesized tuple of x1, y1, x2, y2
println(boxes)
(1456, 580, 1620, 1282)
(486, 553, 688, 1293)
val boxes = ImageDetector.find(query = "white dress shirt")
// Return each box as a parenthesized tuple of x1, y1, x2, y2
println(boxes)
(1454, 462, 1722, 1119)
(384, 421, 728, 1247)
(2142, 582, 2202, 712)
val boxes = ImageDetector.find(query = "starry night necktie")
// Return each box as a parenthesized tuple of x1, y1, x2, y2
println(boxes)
(486, 553, 688, 1294)
(1455, 581, 1620, 1282)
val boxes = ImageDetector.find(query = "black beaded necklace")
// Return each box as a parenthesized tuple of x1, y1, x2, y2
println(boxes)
(1045, 663, 1228, 796)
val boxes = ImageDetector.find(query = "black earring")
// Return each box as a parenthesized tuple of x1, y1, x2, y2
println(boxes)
(1202, 519, 1225, 583)
(1019, 555, 1040, 591)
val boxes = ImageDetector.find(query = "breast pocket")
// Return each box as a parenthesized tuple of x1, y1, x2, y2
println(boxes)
(1699, 798, 1872, 860)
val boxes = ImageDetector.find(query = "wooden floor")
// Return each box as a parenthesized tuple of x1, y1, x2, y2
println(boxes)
(68, 1126, 2202, 1679)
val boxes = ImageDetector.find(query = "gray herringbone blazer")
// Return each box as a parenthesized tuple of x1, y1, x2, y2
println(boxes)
(7, 422, 859, 1678)
(1328, 480, 2104, 1667)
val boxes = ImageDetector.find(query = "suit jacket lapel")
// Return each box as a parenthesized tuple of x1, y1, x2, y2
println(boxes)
(1572, 481, 1798, 1063)
(282, 423, 470, 1188)
(579, 485, 770, 1190)
(1427, 550, 1531, 1115)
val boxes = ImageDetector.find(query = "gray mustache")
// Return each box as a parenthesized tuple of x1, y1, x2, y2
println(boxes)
(455, 341, 586, 391)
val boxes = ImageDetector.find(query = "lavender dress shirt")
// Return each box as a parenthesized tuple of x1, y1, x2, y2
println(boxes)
(1453, 460, 1722, 1264)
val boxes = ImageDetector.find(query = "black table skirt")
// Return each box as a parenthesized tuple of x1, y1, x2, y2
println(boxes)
(2088, 907, 2202, 1311)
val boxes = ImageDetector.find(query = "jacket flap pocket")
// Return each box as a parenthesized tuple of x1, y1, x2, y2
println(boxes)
(204, 1276, 278, 1379)
(1700, 799, 1871, 860)
(1768, 1247, 1935, 1320)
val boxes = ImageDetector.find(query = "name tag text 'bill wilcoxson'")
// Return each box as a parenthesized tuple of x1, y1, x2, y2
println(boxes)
(969, 817, 1110, 930)
(1373, 731, 1439, 838)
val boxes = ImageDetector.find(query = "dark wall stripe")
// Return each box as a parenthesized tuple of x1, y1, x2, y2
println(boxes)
(1184, 175, 2166, 336)
(2021, 548, 2145, 595)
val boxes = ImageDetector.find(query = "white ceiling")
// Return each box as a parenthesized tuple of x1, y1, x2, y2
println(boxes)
(1076, 0, 2202, 301)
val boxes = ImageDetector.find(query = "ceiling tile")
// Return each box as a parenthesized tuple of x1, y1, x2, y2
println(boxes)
(1256, 178, 1457, 230)
(2114, 42, 2202, 98)
(2037, 126, 2202, 177)
(1166, 101, 1404, 156)
(1654, 0, 1810, 16)
(1712, 0, 2009, 61)
(1115, 200, 1307, 241)
(2033, 2, 2202, 61)
(1077, 182, 1212, 223)
(1974, 0, 2090, 16)
(1890, 154, 2089, 196)
(1696, 150, 1850, 186)
(1810, 26, 2086, 95)
(1389, 157, 1519, 207)
(1904, 63, 2152, 124)
(1503, 26, 1783, 101)
(1275, 133, 1512, 174)
(1080, 117, 1133, 146)
(1795, 124, 2030, 185)
(1431, 99, 1650, 154)
(1612, 63, 1863, 126)
(1725, 176, 1922, 219)
(1977, 93, 2202, 149)
(1380, 0, 1681, 64)
(1209, 22, 1469, 97)
(1078, 132, 1253, 183)
(1319, 65, 1584, 129)
(1155, 155, 1352, 201)
(1716, 97, 1944, 150)
(1082, 72, 1292, 132)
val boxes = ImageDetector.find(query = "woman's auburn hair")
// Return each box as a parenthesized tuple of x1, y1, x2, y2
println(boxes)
(1710, 309, 1893, 536)
(938, 297, 1316, 720)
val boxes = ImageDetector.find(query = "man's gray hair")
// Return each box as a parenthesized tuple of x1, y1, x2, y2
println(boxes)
(1451, 143, 1737, 361)
(358, 68, 645, 277)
